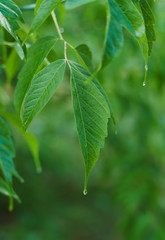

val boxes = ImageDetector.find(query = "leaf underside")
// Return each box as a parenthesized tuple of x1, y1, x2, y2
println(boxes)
(102, 0, 155, 69)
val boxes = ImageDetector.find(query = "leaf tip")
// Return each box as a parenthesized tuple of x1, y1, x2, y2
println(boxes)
(83, 189, 88, 196)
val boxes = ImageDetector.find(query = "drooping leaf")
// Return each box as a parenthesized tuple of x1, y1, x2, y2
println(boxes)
(103, 0, 135, 67)
(65, 0, 95, 10)
(102, 0, 155, 71)
(0, 177, 20, 202)
(26, 0, 62, 39)
(0, 0, 23, 21)
(0, 116, 22, 184)
(0, 116, 22, 209)
(14, 37, 58, 114)
(22, 59, 66, 130)
(1, 112, 41, 172)
(138, 0, 156, 56)
(116, 0, 148, 63)
(70, 62, 110, 192)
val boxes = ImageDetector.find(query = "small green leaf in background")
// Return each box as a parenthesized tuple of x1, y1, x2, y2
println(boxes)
(22, 59, 66, 130)
(1, 112, 41, 173)
(76, 44, 93, 71)
(0, 116, 23, 210)
(26, 0, 62, 39)
(70, 62, 110, 193)
(14, 37, 57, 114)
(65, 0, 96, 10)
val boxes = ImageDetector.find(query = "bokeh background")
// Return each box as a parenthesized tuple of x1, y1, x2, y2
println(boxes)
(0, 0, 165, 239)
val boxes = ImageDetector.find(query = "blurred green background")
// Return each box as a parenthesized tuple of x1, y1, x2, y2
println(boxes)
(0, 0, 165, 239)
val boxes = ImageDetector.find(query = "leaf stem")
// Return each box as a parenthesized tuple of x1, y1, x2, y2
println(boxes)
(51, 11, 64, 41)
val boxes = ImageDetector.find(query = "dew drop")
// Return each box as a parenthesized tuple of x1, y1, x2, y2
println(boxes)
(83, 189, 88, 196)
(143, 82, 146, 87)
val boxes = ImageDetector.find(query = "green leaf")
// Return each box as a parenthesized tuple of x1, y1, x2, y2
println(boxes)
(23, 133, 41, 172)
(0, 0, 23, 22)
(0, 177, 20, 202)
(0, 112, 41, 172)
(70, 62, 110, 192)
(0, 12, 19, 41)
(0, 0, 23, 45)
(76, 44, 93, 71)
(103, 0, 135, 67)
(35, 0, 44, 15)
(138, 0, 156, 56)
(6, 48, 21, 84)
(65, 0, 95, 10)
(0, 116, 22, 183)
(76, 44, 117, 133)
(103, 0, 155, 72)
(116, 0, 148, 62)
(22, 59, 66, 130)
(14, 37, 57, 114)
(26, 0, 62, 39)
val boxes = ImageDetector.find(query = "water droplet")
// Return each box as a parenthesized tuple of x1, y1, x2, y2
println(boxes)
(143, 82, 146, 87)
(83, 189, 88, 196)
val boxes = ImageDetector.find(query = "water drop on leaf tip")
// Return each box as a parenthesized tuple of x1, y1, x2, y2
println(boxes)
(83, 189, 88, 196)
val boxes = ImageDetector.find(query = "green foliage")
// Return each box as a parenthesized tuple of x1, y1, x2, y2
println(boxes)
(0, 0, 23, 41)
(0, 116, 22, 210)
(22, 59, 66, 130)
(70, 62, 110, 192)
(0, 0, 156, 211)
(0, 0, 23, 21)
(65, 0, 96, 10)
(26, 0, 62, 40)
(14, 37, 57, 114)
